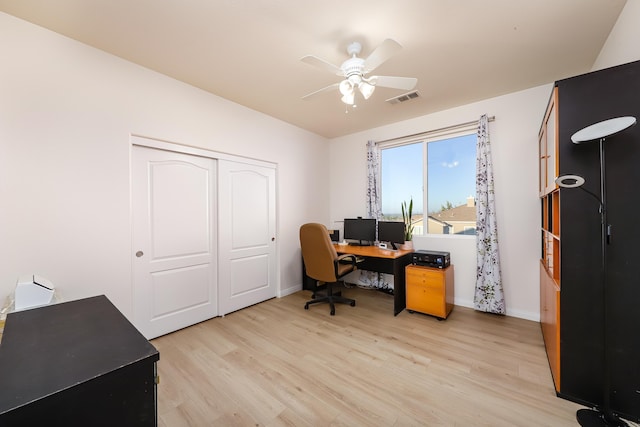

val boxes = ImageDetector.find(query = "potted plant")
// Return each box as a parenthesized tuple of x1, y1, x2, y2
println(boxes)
(401, 198, 414, 249)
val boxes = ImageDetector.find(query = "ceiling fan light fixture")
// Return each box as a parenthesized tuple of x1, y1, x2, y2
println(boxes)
(359, 81, 375, 100)
(339, 79, 353, 96)
(341, 91, 355, 105)
(301, 38, 417, 107)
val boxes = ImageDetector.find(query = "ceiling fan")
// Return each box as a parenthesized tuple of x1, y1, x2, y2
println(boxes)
(301, 38, 418, 106)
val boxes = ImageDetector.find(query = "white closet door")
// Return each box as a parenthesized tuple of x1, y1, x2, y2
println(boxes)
(132, 145, 218, 339)
(218, 160, 277, 315)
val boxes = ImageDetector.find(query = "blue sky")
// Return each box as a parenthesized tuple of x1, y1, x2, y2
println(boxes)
(381, 134, 476, 215)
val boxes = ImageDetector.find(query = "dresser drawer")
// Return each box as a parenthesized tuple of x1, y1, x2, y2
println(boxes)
(406, 267, 445, 288)
(406, 281, 446, 317)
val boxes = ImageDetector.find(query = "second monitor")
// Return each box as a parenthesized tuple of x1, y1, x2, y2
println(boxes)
(377, 221, 405, 250)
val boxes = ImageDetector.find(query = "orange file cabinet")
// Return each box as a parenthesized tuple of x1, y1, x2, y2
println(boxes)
(405, 264, 454, 319)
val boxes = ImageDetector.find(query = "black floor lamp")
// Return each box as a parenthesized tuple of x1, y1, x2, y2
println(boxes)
(555, 116, 636, 427)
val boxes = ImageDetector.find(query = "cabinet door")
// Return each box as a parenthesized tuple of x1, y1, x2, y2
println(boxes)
(540, 261, 560, 391)
(539, 87, 558, 196)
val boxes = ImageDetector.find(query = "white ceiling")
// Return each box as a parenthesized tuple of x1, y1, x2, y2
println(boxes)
(0, 0, 627, 138)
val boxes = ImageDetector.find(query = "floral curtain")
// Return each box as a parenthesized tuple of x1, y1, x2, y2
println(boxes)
(360, 140, 385, 289)
(366, 140, 383, 220)
(474, 114, 505, 314)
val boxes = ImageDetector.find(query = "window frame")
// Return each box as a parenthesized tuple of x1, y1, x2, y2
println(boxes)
(378, 124, 477, 238)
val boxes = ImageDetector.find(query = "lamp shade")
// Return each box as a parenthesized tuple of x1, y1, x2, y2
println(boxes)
(339, 79, 352, 96)
(358, 81, 375, 100)
(555, 174, 585, 188)
(571, 116, 636, 144)
(341, 91, 355, 105)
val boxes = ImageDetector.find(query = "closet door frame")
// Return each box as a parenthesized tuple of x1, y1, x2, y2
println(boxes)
(131, 135, 278, 334)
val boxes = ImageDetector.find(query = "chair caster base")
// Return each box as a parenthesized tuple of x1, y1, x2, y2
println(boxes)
(303, 285, 355, 315)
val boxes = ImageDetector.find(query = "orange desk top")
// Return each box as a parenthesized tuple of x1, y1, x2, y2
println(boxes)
(334, 243, 413, 259)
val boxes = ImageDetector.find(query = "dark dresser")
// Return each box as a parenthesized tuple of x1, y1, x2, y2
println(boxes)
(0, 295, 159, 426)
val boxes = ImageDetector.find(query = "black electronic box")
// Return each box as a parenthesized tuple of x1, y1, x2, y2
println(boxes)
(411, 250, 450, 269)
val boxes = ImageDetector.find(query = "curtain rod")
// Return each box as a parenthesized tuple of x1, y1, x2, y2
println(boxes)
(375, 115, 495, 145)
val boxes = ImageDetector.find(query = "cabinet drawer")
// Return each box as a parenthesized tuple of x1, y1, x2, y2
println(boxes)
(405, 268, 445, 288)
(406, 281, 446, 318)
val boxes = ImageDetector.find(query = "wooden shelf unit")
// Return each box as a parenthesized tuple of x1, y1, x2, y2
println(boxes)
(539, 87, 561, 392)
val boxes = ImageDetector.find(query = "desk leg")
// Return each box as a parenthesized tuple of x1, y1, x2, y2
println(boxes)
(393, 255, 411, 316)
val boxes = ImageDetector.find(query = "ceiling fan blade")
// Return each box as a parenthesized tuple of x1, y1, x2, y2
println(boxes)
(372, 76, 417, 91)
(362, 39, 402, 73)
(301, 82, 340, 100)
(301, 55, 343, 76)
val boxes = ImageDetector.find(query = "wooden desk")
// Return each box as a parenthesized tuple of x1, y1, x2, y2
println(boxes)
(333, 244, 413, 260)
(0, 295, 159, 426)
(303, 244, 413, 316)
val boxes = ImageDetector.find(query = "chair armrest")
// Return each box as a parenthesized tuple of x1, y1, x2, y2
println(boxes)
(337, 253, 358, 266)
(335, 253, 358, 278)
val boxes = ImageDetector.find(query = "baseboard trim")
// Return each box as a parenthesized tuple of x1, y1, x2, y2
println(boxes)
(278, 284, 302, 298)
(454, 297, 539, 322)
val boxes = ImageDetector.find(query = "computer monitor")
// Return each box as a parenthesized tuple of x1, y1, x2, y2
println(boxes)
(377, 221, 405, 250)
(343, 218, 376, 246)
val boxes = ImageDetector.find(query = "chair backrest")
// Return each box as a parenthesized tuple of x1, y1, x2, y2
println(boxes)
(300, 223, 339, 283)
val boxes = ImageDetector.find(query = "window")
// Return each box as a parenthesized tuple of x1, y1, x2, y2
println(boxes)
(380, 130, 477, 236)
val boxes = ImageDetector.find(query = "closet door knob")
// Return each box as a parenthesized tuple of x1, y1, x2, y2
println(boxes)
(136, 251, 144, 258)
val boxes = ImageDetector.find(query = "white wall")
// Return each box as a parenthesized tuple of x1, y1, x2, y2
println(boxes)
(592, 1, 640, 71)
(0, 12, 329, 317)
(328, 85, 552, 320)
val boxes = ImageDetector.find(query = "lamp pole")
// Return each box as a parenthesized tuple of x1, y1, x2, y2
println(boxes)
(572, 137, 625, 427)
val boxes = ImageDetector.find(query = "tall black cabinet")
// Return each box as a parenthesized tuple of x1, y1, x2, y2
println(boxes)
(539, 60, 640, 422)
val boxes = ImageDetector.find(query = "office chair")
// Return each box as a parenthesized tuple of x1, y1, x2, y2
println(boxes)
(299, 223, 358, 315)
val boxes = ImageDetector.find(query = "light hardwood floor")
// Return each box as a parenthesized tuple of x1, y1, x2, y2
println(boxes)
(151, 287, 584, 426)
